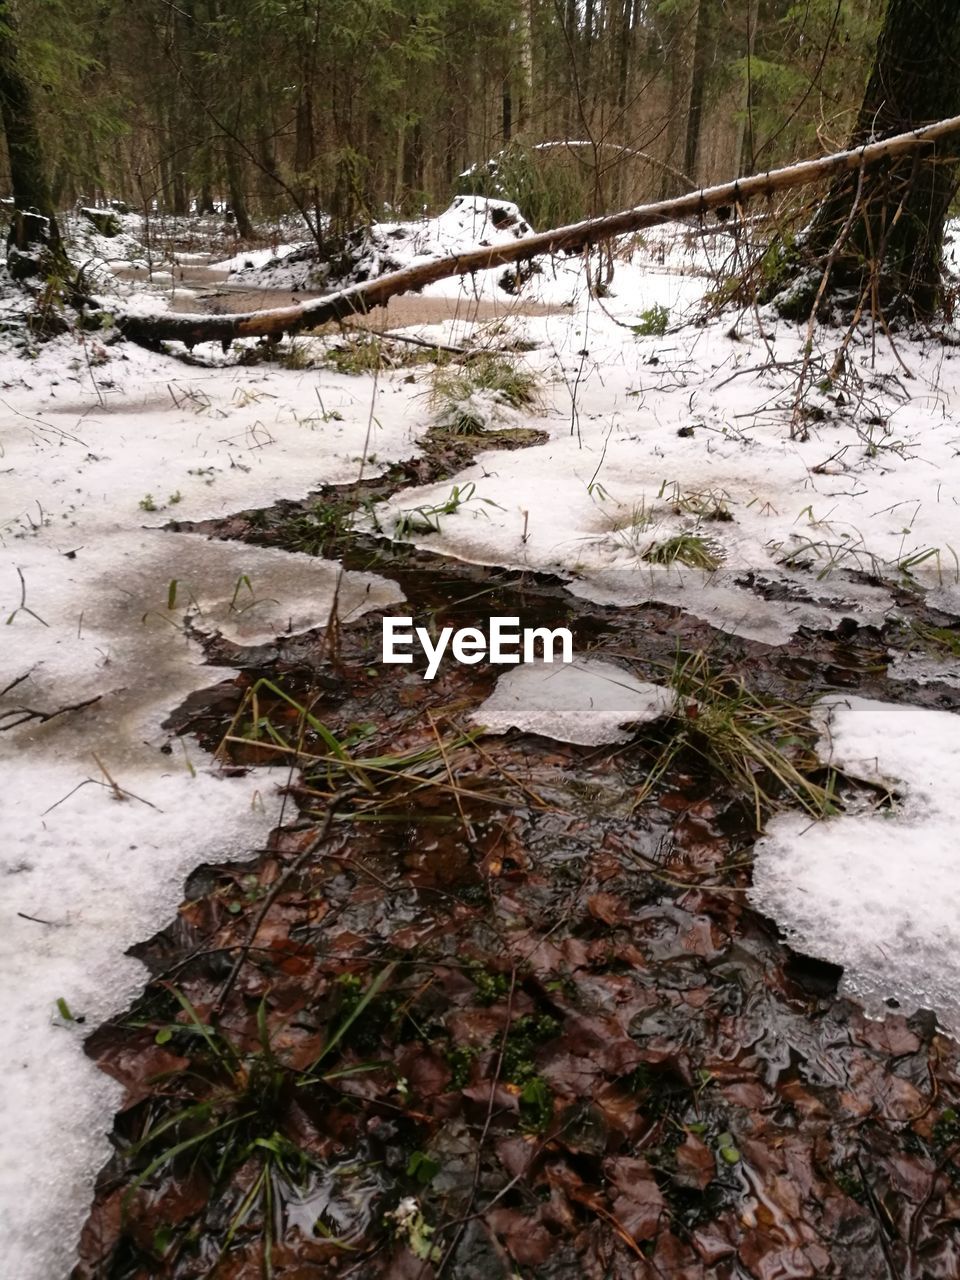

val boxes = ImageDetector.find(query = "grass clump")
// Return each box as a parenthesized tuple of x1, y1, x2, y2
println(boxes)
(632, 303, 670, 337)
(323, 335, 447, 376)
(643, 532, 722, 570)
(606, 498, 657, 555)
(393, 481, 502, 536)
(281, 497, 357, 554)
(639, 650, 839, 828)
(908, 621, 960, 658)
(119, 970, 396, 1262)
(217, 675, 481, 823)
(429, 353, 539, 434)
(659, 479, 734, 523)
(324, 335, 385, 375)
(280, 339, 315, 369)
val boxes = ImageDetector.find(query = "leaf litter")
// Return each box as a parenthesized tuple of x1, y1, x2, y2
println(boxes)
(73, 541, 960, 1279)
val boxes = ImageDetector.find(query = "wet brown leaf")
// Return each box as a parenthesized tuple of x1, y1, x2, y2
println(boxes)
(603, 1155, 667, 1241)
(588, 892, 630, 926)
(486, 1207, 555, 1266)
(675, 1132, 716, 1190)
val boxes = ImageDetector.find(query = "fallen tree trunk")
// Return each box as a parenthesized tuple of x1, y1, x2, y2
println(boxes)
(114, 113, 960, 350)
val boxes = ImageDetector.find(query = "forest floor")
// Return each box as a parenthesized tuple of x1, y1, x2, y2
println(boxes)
(2, 201, 960, 1278)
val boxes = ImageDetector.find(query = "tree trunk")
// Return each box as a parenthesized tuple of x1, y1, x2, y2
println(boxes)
(112, 114, 960, 350)
(517, 1, 534, 135)
(224, 147, 255, 239)
(683, 0, 719, 183)
(0, 0, 65, 276)
(785, 0, 960, 318)
(659, 0, 701, 199)
(617, 0, 634, 114)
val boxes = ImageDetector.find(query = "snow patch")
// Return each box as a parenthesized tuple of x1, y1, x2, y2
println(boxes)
(471, 658, 672, 745)
(228, 196, 538, 295)
(0, 325, 409, 1278)
(751, 696, 960, 1035)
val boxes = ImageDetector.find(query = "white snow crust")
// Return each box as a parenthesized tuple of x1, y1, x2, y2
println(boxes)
(471, 658, 672, 745)
(0, 329, 407, 1276)
(752, 697, 960, 1037)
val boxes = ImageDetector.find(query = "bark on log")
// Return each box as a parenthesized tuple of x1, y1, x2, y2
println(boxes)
(114, 113, 960, 350)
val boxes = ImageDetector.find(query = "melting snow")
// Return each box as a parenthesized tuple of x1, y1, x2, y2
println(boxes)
(370, 259, 960, 641)
(0, 330, 407, 1277)
(471, 658, 672, 745)
(3, 203, 960, 1273)
(752, 696, 960, 1035)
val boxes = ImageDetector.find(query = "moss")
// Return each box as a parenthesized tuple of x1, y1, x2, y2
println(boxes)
(469, 965, 510, 1005)
(502, 1012, 561, 1084)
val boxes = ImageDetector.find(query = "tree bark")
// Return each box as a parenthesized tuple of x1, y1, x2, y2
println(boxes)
(683, 0, 713, 183)
(659, 0, 701, 199)
(0, 0, 65, 275)
(785, 0, 960, 318)
(112, 113, 960, 350)
(224, 147, 255, 239)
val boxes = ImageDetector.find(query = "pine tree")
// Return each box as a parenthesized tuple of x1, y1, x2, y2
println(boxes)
(0, 0, 64, 277)
(778, 0, 960, 318)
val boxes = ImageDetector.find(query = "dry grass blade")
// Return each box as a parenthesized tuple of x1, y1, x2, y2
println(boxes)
(636, 651, 835, 829)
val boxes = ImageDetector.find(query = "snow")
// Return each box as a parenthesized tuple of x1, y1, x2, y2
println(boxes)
(471, 658, 672, 745)
(751, 696, 960, 1037)
(367, 257, 960, 643)
(66, 209, 152, 278)
(1, 765, 277, 1278)
(0, 327, 409, 1278)
(225, 196, 543, 295)
(213, 242, 300, 273)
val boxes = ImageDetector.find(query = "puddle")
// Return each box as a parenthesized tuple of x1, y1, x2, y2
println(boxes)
(114, 258, 564, 330)
(77, 594, 960, 1275)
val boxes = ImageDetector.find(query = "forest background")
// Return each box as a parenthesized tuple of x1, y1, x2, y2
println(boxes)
(13, 1, 882, 241)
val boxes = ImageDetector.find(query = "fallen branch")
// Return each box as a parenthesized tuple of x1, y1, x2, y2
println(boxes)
(113, 114, 960, 350)
(0, 693, 102, 731)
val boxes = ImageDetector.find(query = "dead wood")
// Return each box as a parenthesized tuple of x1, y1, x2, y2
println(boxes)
(112, 113, 960, 350)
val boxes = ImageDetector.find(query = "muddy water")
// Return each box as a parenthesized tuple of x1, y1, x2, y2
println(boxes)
(76, 502, 960, 1277)
(115, 259, 564, 330)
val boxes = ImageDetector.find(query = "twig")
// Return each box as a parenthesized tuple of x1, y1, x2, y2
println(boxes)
(41, 775, 160, 815)
(0, 693, 101, 731)
(342, 323, 468, 356)
(0, 669, 34, 697)
(92, 751, 126, 802)
(791, 160, 866, 438)
(6, 568, 49, 627)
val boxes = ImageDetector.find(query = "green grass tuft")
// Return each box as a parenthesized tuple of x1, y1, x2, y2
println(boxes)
(643, 532, 722, 570)
(429, 353, 539, 434)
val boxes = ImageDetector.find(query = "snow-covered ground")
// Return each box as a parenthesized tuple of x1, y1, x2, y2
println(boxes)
(3, 200, 960, 1273)
(0, 333, 412, 1276)
(369, 258, 960, 643)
